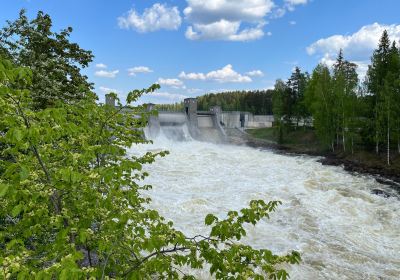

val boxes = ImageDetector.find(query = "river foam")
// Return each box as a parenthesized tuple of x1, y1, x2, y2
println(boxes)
(129, 134, 400, 279)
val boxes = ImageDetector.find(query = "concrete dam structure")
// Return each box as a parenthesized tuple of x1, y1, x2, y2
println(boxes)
(105, 94, 274, 143)
(147, 98, 227, 143)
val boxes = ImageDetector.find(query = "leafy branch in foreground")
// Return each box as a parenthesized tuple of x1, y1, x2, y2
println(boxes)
(0, 57, 300, 279)
(0, 9, 94, 109)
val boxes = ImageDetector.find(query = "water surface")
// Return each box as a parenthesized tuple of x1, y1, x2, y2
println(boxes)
(130, 130, 400, 279)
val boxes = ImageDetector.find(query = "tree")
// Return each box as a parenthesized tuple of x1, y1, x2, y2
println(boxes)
(305, 64, 336, 151)
(332, 50, 359, 153)
(366, 30, 400, 164)
(0, 57, 300, 279)
(272, 80, 288, 143)
(286, 67, 308, 128)
(395, 45, 400, 155)
(382, 41, 400, 164)
(0, 10, 94, 109)
(366, 30, 391, 154)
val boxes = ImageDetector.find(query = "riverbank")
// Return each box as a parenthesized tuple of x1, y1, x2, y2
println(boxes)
(235, 127, 400, 193)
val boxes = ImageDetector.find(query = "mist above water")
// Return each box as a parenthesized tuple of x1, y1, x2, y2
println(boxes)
(130, 125, 400, 279)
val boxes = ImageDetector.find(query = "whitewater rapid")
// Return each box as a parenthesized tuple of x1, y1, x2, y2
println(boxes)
(129, 131, 400, 279)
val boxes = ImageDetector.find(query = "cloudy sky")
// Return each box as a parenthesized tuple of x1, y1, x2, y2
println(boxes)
(2, 0, 400, 103)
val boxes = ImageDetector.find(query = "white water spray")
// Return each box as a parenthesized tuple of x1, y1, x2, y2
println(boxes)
(130, 127, 400, 279)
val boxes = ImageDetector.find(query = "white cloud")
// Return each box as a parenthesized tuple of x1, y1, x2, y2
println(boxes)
(307, 23, 400, 59)
(285, 0, 308, 11)
(118, 3, 182, 33)
(96, 63, 107, 69)
(272, 8, 286, 18)
(184, 0, 273, 41)
(272, 0, 309, 18)
(179, 64, 252, 83)
(179, 71, 206, 80)
(99, 86, 120, 93)
(205, 64, 252, 83)
(157, 78, 185, 89)
(246, 70, 264, 77)
(95, 70, 119, 78)
(289, 20, 297, 25)
(148, 92, 188, 102)
(307, 23, 400, 78)
(285, 0, 308, 3)
(128, 66, 153, 76)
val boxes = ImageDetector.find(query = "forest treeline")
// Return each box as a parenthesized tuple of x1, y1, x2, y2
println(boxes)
(197, 90, 274, 114)
(156, 90, 274, 114)
(273, 30, 400, 165)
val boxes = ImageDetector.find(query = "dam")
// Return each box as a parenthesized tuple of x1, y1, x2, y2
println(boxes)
(105, 94, 274, 143)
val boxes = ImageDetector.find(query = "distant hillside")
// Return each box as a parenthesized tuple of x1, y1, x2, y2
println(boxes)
(197, 90, 273, 114)
(155, 90, 274, 114)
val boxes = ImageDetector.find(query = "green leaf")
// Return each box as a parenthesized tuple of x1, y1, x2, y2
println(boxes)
(0, 183, 9, 197)
(205, 214, 217, 226)
(60, 269, 70, 280)
(79, 231, 87, 243)
(20, 165, 29, 180)
(12, 204, 23, 217)
(13, 128, 23, 142)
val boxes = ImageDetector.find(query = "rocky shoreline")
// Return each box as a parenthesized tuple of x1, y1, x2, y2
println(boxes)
(225, 128, 400, 197)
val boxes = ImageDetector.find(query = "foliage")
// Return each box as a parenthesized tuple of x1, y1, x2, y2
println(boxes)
(305, 64, 337, 151)
(272, 68, 310, 143)
(365, 31, 400, 163)
(155, 102, 184, 112)
(331, 50, 359, 153)
(280, 33, 400, 160)
(197, 90, 274, 115)
(0, 57, 300, 279)
(0, 9, 94, 109)
(286, 67, 309, 127)
(272, 80, 288, 143)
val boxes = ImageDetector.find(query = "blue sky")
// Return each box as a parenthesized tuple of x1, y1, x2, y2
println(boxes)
(2, 0, 400, 104)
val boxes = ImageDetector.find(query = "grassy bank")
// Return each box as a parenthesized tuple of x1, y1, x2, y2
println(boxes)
(246, 127, 400, 186)
(246, 127, 322, 153)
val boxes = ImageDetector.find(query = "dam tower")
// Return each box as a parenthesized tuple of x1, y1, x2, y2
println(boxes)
(184, 98, 198, 127)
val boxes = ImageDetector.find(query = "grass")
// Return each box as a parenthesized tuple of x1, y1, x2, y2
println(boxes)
(246, 127, 276, 141)
(246, 127, 322, 153)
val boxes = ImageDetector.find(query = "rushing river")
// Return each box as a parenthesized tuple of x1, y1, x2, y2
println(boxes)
(130, 128, 400, 279)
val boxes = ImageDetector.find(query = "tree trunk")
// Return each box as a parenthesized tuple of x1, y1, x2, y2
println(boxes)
(342, 132, 346, 152)
(336, 132, 339, 149)
(387, 108, 390, 166)
(351, 136, 354, 155)
(398, 137, 400, 154)
(375, 100, 379, 154)
(342, 102, 346, 152)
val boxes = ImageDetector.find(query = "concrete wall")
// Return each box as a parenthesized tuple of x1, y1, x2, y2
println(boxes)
(220, 112, 241, 128)
(220, 112, 274, 128)
(198, 115, 214, 128)
(158, 112, 187, 125)
(247, 114, 274, 128)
